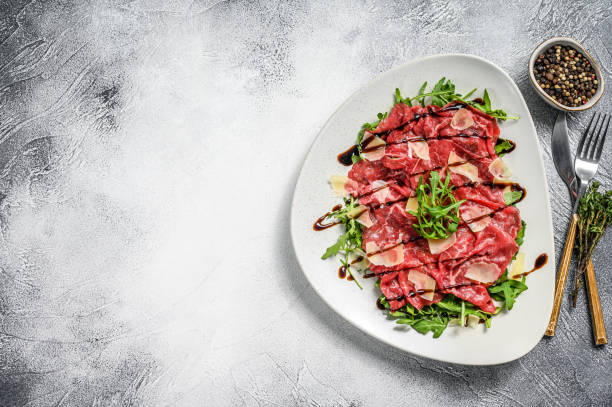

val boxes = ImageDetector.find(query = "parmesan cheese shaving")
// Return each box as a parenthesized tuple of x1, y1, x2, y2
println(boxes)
(346, 205, 373, 228)
(461, 205, 491, 233)
(450, 108, 475, 130)
(466, 314, 480, 328)
(448, 151, 463, 165)
(427, 233, 457, 255)
(405, 197, 419, 213)
(489, 157, 512, 180)
(408, 141, 430, 160)
(366, 242, 405, 267)
(363, 136, 386, 161)
(509, 252, 526, 280)
(407, 270, 436, 301)
(465, 262, 499, 284)
(329, 175, 356, 197)
(449, 162, 480, 183)
(371, 180, 390, 202)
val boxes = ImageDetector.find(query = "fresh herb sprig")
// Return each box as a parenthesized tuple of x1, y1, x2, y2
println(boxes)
(572, 182, 612, 306)
(408, 171, 465, 240)
(321, 196, 365, 289)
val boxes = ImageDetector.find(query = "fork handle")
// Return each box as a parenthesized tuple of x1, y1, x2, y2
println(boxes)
(585, 259, 607, 345)
(545, 213, 578, 337)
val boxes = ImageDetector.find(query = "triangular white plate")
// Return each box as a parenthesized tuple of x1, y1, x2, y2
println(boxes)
(290, 54, 555, 365)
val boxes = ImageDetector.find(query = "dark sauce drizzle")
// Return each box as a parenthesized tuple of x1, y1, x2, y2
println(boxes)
(313, 204, 342, 231)
(520, 253, 548, 277)
(338, 256, 365, 280)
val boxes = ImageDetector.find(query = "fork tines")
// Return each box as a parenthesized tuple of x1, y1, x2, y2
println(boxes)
(578, 113, 611, 161)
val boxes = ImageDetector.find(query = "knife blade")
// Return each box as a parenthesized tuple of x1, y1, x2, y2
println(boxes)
(551, 112, 577, 200)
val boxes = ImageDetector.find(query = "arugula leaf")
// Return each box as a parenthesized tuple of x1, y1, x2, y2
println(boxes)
(494, 139, 515, 157)
(469, 88, 519, 120)
(503, 188, 524, 206)
(483, 89, 492, 111)
(515, 220, 526, 246)
(488, 271, 528, 310)
(394, 88, 402, 105)
(408, 171, 465, 239)
(320, 197, 365, 289)
(417, 81, 428, 106)
(411, 317, 449, 338)
(322, 233, 346, 259)
(463, 88, 477, 99)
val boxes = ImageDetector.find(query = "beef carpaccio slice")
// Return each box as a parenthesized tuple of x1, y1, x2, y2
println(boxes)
(350, 102, 521, 313)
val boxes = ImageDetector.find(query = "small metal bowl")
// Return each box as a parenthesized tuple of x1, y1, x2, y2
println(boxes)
(529, 37, 604, 112)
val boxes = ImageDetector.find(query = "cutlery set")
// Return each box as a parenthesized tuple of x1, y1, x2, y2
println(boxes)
(546, 112, 609, 344)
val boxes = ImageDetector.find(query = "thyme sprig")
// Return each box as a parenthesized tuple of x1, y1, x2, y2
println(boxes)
(572, 181, 612, 306)
(408, 171, 465, 240)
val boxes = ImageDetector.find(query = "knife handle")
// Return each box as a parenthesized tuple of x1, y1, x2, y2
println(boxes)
(585, 259, 607, 345)
(545, 213, 578, 337)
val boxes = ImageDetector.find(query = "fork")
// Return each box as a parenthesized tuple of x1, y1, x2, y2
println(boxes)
(546, 113, 610, 340)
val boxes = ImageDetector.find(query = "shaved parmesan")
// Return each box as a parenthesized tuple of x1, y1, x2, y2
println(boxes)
(509, 252, 526, 280)
(405, 197, 419, 213)
(363, 136, 386, 161)
(450, 108, 474, 130)
(408, 141, 430, 160)
(407, 270, 436, 301)
(427, 233, 457, 255)
(357, 210, 374, 228)
(448, 318, 461, 326)
(365, 241, 378, 253)
(449, 161, 481, 183)
(346, 205, 366, 219)
(371, 180, 390, 202)
(461, 205, 491, 233)
(366, 242, 404, 267)
(346, 205, 373, 228)
(465, 262, 499, 284)
(466, 314, 480, 328)
(329, 175, 356, 197)
(448, 151, 463, 165)
(489, 158, 512, 183)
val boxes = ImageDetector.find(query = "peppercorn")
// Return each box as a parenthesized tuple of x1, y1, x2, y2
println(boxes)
(533, 44, 598, 107)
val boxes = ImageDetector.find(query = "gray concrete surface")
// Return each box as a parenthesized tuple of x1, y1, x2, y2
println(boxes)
(0, 1, 611, 406)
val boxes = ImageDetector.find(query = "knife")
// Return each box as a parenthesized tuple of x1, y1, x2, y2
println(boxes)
(547, 112, 606, 344)
(551, 112, 577, 200)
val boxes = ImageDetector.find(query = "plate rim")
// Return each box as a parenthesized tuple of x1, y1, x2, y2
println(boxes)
(290, 53, 555, 366)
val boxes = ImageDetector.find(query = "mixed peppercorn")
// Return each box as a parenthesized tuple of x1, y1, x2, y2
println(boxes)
(533, 44, 599, 107)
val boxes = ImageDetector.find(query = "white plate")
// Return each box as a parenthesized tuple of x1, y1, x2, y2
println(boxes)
(290, 54, 555, 366)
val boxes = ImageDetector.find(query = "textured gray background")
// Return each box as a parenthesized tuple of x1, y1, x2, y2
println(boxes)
(0, 0, 611, 406)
